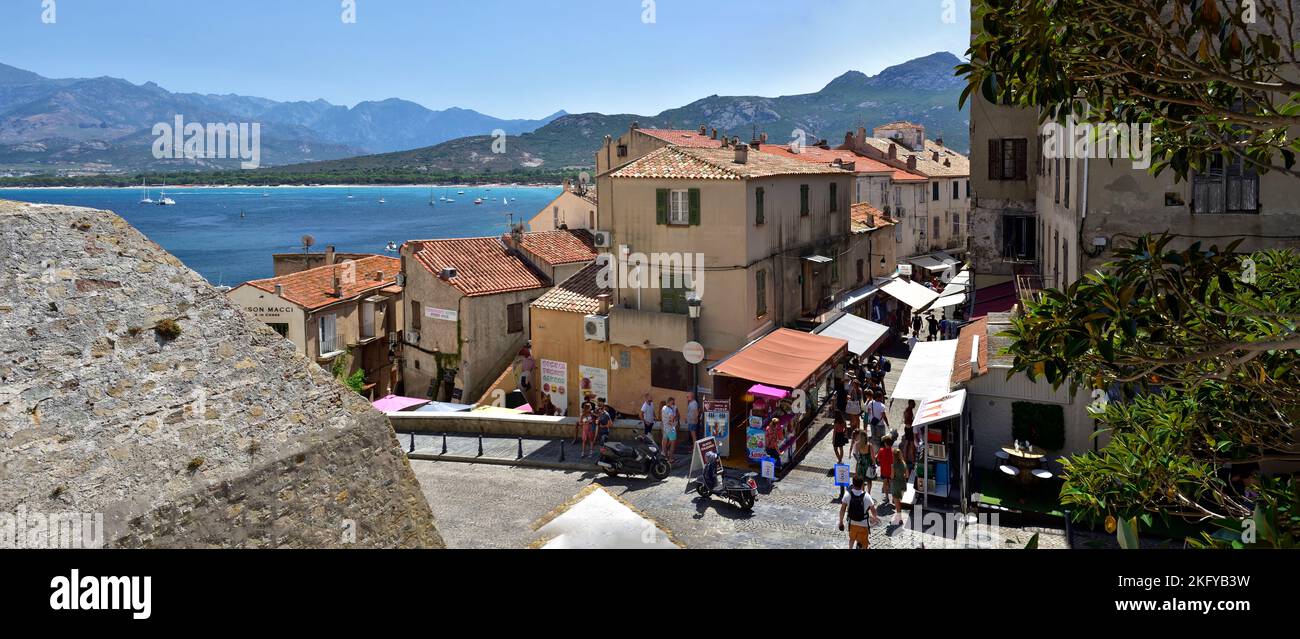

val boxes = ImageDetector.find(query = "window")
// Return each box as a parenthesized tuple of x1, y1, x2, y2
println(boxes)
(410, 300, 421, 330)
(830, 183, 839, 212)
(856, 259, 864, 283)
(657, 188, 699, 225)
(1064, 159, 1071, 208)
(588, 211, 595, 228)
(756, 269, 768, 318)
(953, 213, 962, 238)
(933, 216, 941, 241)
(800, 185, 810, 216)
(932, 181, 940, 201)
(966, 180, 970, 198)
(651, 348, 692, 392)
(552, 206, 560, 228)
(1002, 215, 1037, 260)
(361, 301, 376, 340)
(669, 189, 690, 225)
(617, 144, 628, 158)
(1193, 153, 1259, 214)
(660, 284, 688, 315)
(953, 180, 960, 200)
(507, 302, 523, 333)
(268, 323, 289, 338)
(1054, 158, 1061, 203)
(988, 138, 1028, 180)
(893, 187, 901, 207)
(755, 187, 765, 225)
(318, 313, 338, 356)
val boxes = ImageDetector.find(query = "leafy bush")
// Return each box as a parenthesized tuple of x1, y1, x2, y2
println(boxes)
(344, 369, 366, 395)
(1011, 401, 1065, 450)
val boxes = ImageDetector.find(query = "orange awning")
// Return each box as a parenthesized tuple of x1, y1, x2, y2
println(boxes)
(710, 328, 848, 389)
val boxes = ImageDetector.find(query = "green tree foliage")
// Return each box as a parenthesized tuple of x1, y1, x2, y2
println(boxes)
(1002, 235, 1300, 545)
(961, 0, 1300, 180)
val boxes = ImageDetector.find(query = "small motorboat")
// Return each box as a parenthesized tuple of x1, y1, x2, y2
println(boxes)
(474, 198, 484, 205)
(378, 198, 387, 204)
(385, 241, 398, 252)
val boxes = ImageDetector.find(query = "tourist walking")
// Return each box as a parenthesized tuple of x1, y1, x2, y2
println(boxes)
(580, 402, 597, 457)
(911, 312, 922, 337)
(901, 424, 918, 484)
(640, 393, 656, 435)
(660, 397, 679, 463)
(832, 411, 849, 502)
(852, 430, 876, 496)
(866, 391, 890, 445)
(926, 313, 939, 341)
(845, 379, 863, 432)
(686, 393, 702, 448)
(890, 436, 908, 524)
(595, 397, 613, 445)
(838, 476, 880, 549)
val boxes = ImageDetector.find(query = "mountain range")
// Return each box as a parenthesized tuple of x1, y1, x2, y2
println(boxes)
(0, 52, 969, 179)
(0, 62, 566, 172)
(266, 52, 970, 179)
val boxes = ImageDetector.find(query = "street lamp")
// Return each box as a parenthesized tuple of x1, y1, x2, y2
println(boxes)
(687, 295, 702, 395)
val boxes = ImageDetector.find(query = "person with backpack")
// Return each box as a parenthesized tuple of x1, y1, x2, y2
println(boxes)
(838, 476, 880, 549)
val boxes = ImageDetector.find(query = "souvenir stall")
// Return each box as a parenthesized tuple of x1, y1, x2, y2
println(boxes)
(910, 389, 971, 509)
(891, 339, 960, 507)
(708, 329, 849, 474)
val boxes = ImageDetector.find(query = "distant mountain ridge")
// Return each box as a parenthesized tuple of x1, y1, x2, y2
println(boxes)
(0, 62, 566, 171)
(270, 52, 971, 179)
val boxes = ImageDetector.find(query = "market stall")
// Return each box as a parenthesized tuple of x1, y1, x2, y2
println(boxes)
(911, 389, 970, 509)
(708, 328, 849, 473)
(811, 311, 890, 357)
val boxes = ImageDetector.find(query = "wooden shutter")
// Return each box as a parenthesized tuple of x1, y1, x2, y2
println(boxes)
(1013, 139, 1028, 179)
(988, 139, 1003, 180)
(800, 185, 810, 215)
(756, 188, 765, 225)
(655, 189, 668, 225)
(688, 188, 701, 226)
(830, 183, 838, 212)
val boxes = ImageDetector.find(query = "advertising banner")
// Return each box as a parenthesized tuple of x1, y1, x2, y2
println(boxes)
(540, 359, 568, 411)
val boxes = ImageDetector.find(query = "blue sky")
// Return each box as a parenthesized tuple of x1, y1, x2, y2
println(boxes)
(0, 0, 971, 119)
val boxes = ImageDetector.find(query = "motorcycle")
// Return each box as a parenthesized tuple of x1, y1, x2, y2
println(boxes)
(597, 434, 672, 480)
(689, 464, 759, 511)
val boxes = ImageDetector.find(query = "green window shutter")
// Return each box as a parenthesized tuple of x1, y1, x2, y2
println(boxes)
(656, 189, 668, 225)
(688, 188, 701, 226)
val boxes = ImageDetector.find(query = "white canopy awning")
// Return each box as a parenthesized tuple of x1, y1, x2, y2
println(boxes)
(908, 255, 952, 272)
(878, 277, 940, 310)
(913, 389, 968, 428)
(892, 339, 957, 401)
(927, 293, 967, 310)
(812, 312, 890, 356)
(835, 281, 881, 311)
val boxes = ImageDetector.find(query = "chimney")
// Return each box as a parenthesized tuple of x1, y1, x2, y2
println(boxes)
(888, 144, 897, 160)
(273, 284, 283, 297)
(907, 155, 917, 171)
(630, 121, 639, 132)
(935, 137, 944, 147)
(816, 139, 830, 150)
(698, 124, 707, 135)
(944, 158, 951, 167)
(332, 273, 342, 298)
(373, 270, 384, 282)
(562, 177, 572, 191)
(325, 245, 336, 266)
(760, 132, 768, 144)
(597, 293, 611, 315)
(710, 128, 718, 140)
(844, 131, 854, 147)
(734, 143, 750, 165)
(932, 151, 940, 162)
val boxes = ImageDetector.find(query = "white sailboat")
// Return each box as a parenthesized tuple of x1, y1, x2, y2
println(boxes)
(378, 197, 387, 204)
(156, 178, 175, 206)
(429, 188, 436, 206)
(138, 177, 154, 204)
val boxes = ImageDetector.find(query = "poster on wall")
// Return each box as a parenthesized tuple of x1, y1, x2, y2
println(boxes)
(746, 416, 766, 461)
(703, 400, 731, 457)
(578, 365, 608, 403)
(540, 359, 568, 411)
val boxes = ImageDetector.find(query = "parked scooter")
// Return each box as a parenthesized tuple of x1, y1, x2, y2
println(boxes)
(598, 434, 672, 480)
(689, 459, 759, 511)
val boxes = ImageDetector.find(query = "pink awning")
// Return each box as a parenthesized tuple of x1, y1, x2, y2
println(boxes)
(748, 384, 790, 400)
(372, 395, 431, 412)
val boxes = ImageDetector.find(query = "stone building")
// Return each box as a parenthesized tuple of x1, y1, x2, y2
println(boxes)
(227, 254, 403, 398)
(0, 200, 442, 548)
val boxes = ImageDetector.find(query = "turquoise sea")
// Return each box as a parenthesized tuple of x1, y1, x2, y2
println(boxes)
(0, 185, 561, 286)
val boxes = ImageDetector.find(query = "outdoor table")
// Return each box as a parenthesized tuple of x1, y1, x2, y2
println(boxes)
(1001, 446, 1046, 483)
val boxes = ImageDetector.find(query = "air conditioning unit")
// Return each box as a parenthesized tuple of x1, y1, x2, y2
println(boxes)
(584, 314, 608, 341)
(593, 230, 613, 249)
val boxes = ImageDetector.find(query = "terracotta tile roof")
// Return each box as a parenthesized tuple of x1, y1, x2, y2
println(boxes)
(636, 128, 724, 149)
(951, 317, 990, 385)
(517, 229, 598, 266)
(876, 121, 922, 131)
(245, 255, 400, 311)
(859, 137, 970, 178)
(410, 237, 550, 297)
(575, 189, 598, 206)
(753, 144, 899, 176)
(531, 261, 611, 314)
(850, 202, 896, 234)
(607, 145, 851, 181)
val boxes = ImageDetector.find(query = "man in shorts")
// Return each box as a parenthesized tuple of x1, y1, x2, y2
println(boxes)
(640, 393, 656, 436)
(838, 476, 880, 549)
(866, 391, 890, 445)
